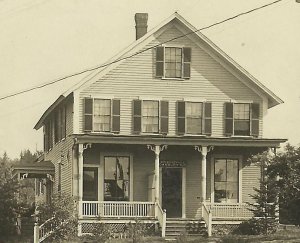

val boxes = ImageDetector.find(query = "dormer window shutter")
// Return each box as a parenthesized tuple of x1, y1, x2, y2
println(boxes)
(224, 102, 233, 136)
(160, 101, 169, 134)
(251, 103, 260, 137)
(177, 101, 185, 135)
(112, 99, 120, 133)
(183, 47, 191, 79)
(84, 98, 93, 132)
(203, 102, 212, 135)
(156, 47, 164, 77)
(133, 100, 142, 133)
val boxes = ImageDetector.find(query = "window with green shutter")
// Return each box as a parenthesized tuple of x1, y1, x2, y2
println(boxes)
(132, 100, 169, 134)
(156, 46, 191, 79)
(83, 98, 120, 133)
(224, 102, 260, 137)
(176, 101, 212, 135)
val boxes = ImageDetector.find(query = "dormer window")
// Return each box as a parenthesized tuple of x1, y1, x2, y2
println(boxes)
(156, 47, 191, 79)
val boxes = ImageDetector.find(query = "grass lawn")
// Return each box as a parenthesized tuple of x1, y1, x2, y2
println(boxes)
(2, 228, 300, 242)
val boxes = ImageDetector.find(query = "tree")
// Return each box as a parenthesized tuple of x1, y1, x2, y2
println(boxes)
(268, 144, 300, 225)
(0, 152, 20, 236)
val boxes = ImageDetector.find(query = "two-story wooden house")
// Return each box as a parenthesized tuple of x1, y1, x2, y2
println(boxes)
(27, 13, 286, 237)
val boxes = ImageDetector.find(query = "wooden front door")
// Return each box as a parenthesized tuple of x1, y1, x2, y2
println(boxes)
(162, 168, 182, 218)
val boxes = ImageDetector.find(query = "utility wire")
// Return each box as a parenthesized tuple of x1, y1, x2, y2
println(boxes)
(0, 0, 284, 101)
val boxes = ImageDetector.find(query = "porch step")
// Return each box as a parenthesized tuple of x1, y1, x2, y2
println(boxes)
(165, 218, 207, 240)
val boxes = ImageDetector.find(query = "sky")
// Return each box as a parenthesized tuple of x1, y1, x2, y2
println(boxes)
(0, 0, 299, 158)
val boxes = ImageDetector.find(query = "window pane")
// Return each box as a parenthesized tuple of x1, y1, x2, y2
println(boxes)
(215, 159, 226, 182)
(234, 104, 250, 119)
(227, 159, 238, 182)
(93, 99, 111, 132)
(214, 159, 239, 203)
(215, 182, 227, 203)
(164, 47, 182, 78)
(186, 118, 201, 134)
(104, 156, 130, 201)
(142, 101, 159, 133)
(227, 182, 238, 203)
(234, 121, 250, 135)
(83, 168, 98, 201)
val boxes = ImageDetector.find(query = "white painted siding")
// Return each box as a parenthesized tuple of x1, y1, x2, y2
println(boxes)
(78, 23, 263, 137)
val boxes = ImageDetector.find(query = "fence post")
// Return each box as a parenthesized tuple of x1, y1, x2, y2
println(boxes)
(34, 222, 39, 243)
(207, 210, 212, 237)
(78, 222, 82, 236)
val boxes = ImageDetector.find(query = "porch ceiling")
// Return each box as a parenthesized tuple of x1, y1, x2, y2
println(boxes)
(73, 134, 287, 148)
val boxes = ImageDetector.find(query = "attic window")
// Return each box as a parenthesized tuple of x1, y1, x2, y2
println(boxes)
(156, 47, 191, 79)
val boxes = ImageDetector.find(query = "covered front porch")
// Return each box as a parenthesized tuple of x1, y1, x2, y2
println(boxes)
(73, 135, 285, 235)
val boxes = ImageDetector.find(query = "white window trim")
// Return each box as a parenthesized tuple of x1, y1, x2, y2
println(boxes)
(160, 45, 187, 79)
(185, 101, 204, 135)
(140, 99, 161, 135)
(231, 102, 253, 137)
(86, 97, 117, 133)
(100, 152, 133, 201)
(210, 155, 243, 204)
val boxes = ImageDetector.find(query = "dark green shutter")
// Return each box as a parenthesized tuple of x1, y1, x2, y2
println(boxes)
(133, 100, 142, 133)
(251, 103, 260, 137)
(84, 98, 93, 132)
(183, 47, 191, 79)
(112, 99, 120, 133)
(160, 101, 169, 134)
(156, 47, 164, 77)
(203, 102, 212, 135)
(177, 101, 185, 135)
(224, 102, 233, 136)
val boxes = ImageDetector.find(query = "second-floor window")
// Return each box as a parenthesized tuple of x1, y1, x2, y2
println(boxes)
(133, 100, 169, 134)
(156, 46, 191, 79)
(84, 98, 120, 133)
(224, 102, 259, 137)
(177, 101, 212, 135)
(142, 101, 159, 133)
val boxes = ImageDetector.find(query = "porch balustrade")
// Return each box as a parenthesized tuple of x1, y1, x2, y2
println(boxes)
(80, 201, 156, 218)
(206, 203, 253, 219)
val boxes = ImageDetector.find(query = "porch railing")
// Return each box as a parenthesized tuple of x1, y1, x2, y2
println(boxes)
(155, 202, 166, 237)
(202, 203, 212, 237)
(206, 203, 253, 219)
(80, 201, 156, 218)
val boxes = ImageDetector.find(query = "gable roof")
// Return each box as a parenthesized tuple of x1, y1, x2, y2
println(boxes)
(34, 12, 283, 130)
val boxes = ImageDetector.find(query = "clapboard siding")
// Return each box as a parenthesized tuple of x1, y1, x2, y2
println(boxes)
(44, 99, 73, 196)
(79, 23, 263, 137)
(242, 162, 261, 203)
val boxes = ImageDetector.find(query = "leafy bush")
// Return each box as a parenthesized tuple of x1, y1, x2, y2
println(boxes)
(37, 193, 78, 242)
(127, 218, 147, 243)
(235, 218, 278, 235)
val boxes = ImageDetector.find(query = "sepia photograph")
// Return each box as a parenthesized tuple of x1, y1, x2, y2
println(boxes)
(0, 0, 299, 242)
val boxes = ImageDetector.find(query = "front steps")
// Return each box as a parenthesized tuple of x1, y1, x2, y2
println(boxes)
(165, 218, 207, 240)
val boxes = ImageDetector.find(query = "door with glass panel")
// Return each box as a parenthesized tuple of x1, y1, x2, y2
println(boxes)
(83, 167, 98, 201)
(104, 156, 130, 201)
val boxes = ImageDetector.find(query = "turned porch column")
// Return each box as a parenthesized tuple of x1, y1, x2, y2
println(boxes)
(147, 145, 167, 203)
(78, 144, 84, 217)
(195, 146, 214, 202)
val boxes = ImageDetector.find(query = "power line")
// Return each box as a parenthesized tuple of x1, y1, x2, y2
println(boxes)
(0, 0, 284, 102)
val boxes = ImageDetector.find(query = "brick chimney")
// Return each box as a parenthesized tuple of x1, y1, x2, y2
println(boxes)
(135, 13, 148, 40)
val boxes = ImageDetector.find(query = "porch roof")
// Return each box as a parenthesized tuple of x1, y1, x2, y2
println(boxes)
(73, 134, 287, 148)
(12, 160, 55, 179)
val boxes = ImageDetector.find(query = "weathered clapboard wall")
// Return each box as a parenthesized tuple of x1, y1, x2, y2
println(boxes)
(78, 21, 263, 137)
